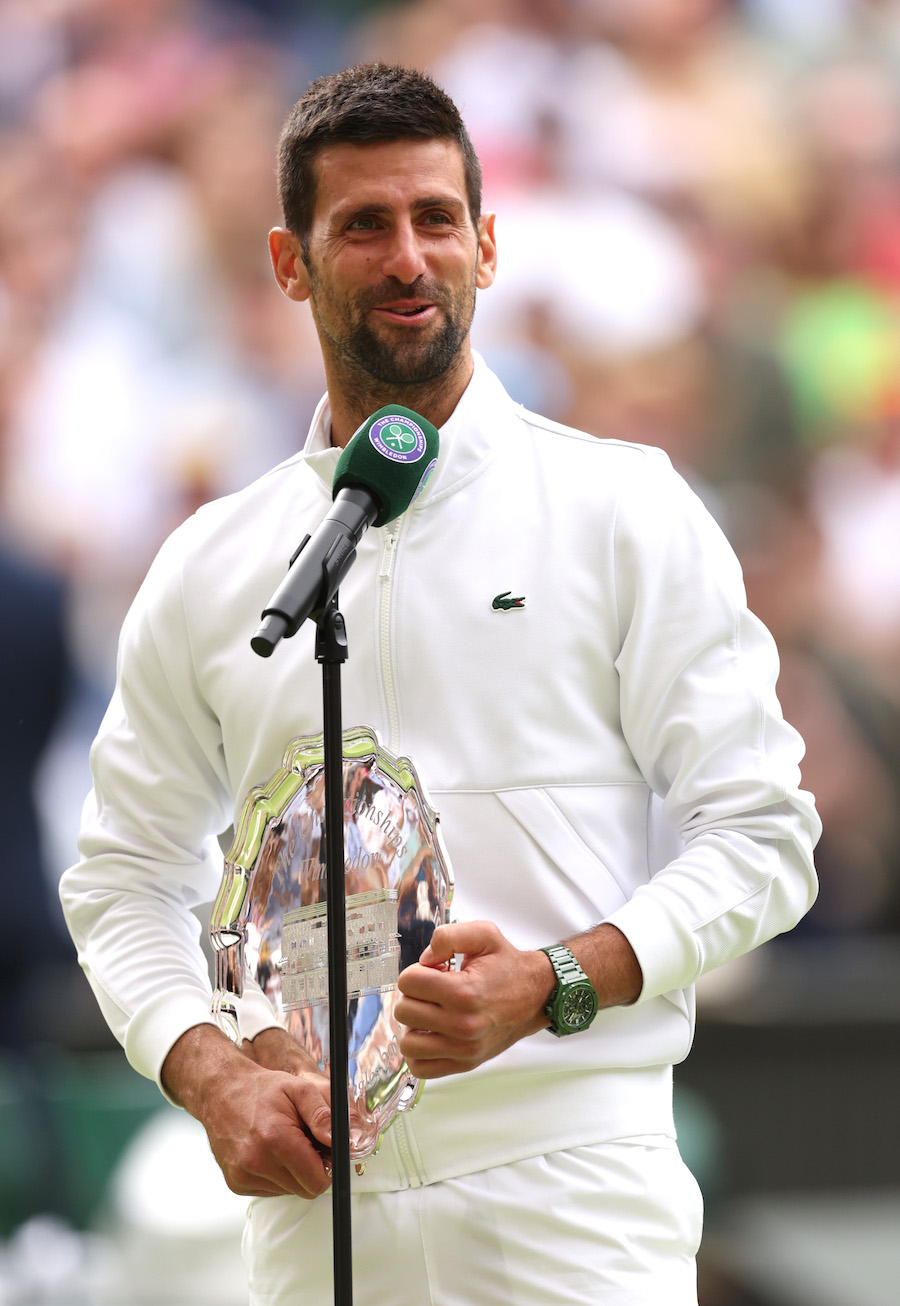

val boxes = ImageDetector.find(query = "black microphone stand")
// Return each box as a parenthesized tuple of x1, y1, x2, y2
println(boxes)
(315, 593, 354, 1306)
(253, 538, 359, 1305)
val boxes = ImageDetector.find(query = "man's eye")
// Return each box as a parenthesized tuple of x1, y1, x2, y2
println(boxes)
(425, 212, 452, 225)
(348, 216, 378, 231)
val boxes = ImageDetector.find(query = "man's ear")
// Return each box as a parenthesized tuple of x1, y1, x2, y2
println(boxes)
(269, 228, 310, 302)
(475, 212, 497, 291)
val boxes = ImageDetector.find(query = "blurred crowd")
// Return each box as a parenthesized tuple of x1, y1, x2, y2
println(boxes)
(2, 0, 900, 1058)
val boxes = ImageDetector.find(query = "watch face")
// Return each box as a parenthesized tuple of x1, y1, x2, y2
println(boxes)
(561, 984, 598, 1030)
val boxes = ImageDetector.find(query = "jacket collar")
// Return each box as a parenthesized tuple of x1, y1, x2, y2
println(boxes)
(298, 352, 511, 508)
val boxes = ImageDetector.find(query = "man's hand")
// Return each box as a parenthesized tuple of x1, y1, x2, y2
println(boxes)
(161, 1024, 333, 1199)
(395, 920, 644, 1080)
(395, 921, 554, 1079)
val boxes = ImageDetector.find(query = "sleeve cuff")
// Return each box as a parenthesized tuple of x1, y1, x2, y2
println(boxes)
(123, 986, 221, 1102)
(605, 888, 700, 1004)
(234, 983, 284, 1044)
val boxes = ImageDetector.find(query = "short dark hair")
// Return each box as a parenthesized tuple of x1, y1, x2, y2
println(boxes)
(276, 63, 482, 255)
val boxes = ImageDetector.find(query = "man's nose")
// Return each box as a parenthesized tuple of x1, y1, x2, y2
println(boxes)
(381, 221, 428, 283)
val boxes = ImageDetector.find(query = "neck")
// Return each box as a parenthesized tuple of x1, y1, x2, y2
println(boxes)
(325, 348, 474, 448)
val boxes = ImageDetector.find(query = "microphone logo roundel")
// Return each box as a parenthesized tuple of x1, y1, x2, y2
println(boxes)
(369, 414, 427, 464)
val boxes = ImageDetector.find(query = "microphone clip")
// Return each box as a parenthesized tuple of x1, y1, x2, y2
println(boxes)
(250, 531, 357, 658)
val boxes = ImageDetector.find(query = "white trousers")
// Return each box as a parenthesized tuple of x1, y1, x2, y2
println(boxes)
(243, 1135, 703, 1305)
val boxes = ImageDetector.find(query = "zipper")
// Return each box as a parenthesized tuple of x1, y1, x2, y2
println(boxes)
(379, 524, 430, 1192)
(379, 525, 401, 751)
(392, 1114, 426, 1189)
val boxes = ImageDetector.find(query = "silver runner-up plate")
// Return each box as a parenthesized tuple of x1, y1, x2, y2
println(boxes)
(209, 726, 454, 1163)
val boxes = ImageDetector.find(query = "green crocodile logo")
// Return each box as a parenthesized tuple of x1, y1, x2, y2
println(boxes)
(492, 591, 526, 611)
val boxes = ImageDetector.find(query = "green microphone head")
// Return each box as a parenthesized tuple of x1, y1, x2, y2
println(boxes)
(332, 405, 440, 528)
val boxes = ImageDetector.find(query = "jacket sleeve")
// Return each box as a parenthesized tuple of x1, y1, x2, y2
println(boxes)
(604, 451, 821, 1002)
(59, 521, 280, 1091)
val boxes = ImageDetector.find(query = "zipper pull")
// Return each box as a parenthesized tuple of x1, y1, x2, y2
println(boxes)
(380, 529, 398, 581)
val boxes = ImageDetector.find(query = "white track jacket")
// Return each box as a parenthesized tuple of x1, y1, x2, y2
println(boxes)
(61, 356, 820, 1191)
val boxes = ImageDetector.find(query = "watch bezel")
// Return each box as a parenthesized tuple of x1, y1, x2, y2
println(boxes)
(558, 982, 599, 1030)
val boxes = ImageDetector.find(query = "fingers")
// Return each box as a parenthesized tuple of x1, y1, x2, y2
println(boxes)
(395, 989, 471, 1035)
(398, 1022, 485, 1080)
(286, 1075, 333, 1148)
(396, 922, 552, 1079)
(419, 919, 500, 966)
(396, 974, 492, 1079)
(214, 1120, 333, 1199)
(208, 1070, 335, 1200)
(242, 1033, 334, 1146)
(251, 1076, 335, 1198)
(402, 1056, 469, 1081)
(264, 1099, 333, 1199)
(397, 962, 459, 1007)
(396, 920, 508, 1037)
(221, 1127, 333, 1198)
(165, 1026, 339, 1201)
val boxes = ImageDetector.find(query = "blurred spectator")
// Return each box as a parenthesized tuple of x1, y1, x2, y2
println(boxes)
(420, 2, 575, 196)
(742, 0, 859, 53)
(0, 0, 67, 127)
(553, 197, 807, 503)
(727, 485, 900, 934)
(771, 52, 900, 442)
(808, 422, 900, 698)
(0, 534, 75, 1050)
(471, 186, 706, 420)
(357, 0, 519, 87)
(559, 0, 803, 238)
(745, 0, 900, 66)
(1, 15, 323, 685)
(759, 52, 900, 699)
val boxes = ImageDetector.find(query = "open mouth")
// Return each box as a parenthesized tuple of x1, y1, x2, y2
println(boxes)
(376, 301, 435, 320)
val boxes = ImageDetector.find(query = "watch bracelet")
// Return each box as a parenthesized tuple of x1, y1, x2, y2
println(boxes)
(540, 943, 589, 988)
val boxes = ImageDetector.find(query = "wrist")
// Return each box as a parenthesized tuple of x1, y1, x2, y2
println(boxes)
(573, 923, 643, 1009)
(161, 1022, 254, 1116)
(525, 947, 557, 1033)
(246, 1026, 324, 1077)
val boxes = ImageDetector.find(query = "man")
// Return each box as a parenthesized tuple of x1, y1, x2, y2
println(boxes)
(61, 63, 820, 1304)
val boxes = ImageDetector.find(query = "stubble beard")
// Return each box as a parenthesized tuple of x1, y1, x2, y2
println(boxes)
(309, 270, 477, 394)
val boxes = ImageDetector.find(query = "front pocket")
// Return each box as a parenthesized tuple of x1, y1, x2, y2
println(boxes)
(496, 787, 634, 922)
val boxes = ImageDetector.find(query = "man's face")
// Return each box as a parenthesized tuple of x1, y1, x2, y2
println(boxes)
(294, 138, 495, 387)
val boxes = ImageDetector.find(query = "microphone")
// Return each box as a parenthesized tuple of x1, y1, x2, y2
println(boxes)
(251, 406, 439, 657)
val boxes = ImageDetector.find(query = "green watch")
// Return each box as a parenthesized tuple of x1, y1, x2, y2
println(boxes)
(540, 944, 599, 1036)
